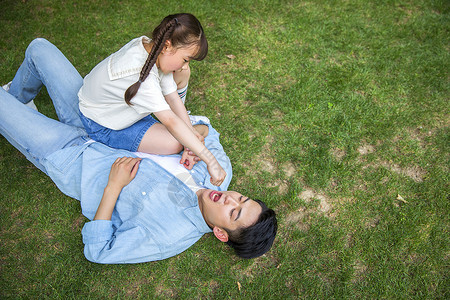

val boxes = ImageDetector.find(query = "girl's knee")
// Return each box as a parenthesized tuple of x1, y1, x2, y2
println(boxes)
(168, 140, 184, 154)
(138, 135, 183, 154)
(173, 65, 191, 89)
(159, 135, 183, 154)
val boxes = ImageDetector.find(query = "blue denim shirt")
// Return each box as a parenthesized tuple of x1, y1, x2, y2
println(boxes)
(41, 123, 232, 264)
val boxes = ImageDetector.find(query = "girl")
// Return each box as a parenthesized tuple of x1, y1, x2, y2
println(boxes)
(78, 13, 226, 186)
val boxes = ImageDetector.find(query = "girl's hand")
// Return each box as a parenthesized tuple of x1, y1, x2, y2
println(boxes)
(180, 147, 200, 170)
(107, 157, 141, 189)
(208, 162, 226, 186)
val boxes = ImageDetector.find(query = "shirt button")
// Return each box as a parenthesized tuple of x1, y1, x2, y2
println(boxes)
(142, 192, 146, 195)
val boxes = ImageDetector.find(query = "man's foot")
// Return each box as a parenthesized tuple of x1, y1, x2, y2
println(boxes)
(25, 100, 38, 111)
(2, 81, 12, 91)
(2, 81, 38, 111)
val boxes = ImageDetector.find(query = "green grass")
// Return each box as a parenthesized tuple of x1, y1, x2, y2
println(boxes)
(1, 0, 449, 298)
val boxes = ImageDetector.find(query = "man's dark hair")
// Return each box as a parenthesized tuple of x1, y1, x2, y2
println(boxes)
(225, 199, 277, 259)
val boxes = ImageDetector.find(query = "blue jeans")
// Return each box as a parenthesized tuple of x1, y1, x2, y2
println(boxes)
(80, 113, 158, 152)
(0, 38, 89, 173)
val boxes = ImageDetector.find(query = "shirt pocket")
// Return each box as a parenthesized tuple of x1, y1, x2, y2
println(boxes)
(43, 143, 89, 174)
(42, 144, 90, 199)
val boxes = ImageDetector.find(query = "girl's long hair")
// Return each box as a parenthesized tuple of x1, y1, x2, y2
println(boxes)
(124, 13, 208, 105)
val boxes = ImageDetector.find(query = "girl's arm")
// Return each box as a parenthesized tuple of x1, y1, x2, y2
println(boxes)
(179, 124, 209, 169)
(164, 91, 192, 128)
(153, 109, 226, 186)
(164, 92, 204, 143)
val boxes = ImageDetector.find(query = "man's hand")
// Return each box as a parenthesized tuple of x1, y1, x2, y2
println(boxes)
(107, 157, 141, 189)
(94, 157, 141, 221)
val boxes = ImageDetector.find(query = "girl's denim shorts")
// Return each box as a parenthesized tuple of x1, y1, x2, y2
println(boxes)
(80, 113, 158, 152)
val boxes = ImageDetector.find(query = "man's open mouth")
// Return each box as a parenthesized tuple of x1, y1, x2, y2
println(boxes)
(210, 191, 222, 202)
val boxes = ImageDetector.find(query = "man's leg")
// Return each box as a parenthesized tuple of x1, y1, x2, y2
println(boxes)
(0, 88, 88, 173)
(8, 38, 84, 128)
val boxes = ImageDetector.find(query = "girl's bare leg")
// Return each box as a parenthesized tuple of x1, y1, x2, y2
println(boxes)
(138, 65, 205, 156)
(137, 123, 183, 154)
(137, 124, 208, 156)
(173, 65, 190, 90)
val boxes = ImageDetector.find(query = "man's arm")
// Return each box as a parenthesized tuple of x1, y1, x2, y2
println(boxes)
(81, 156, 202, 264)
(81, 156, 162, 264)
(93, 157, 141, 220)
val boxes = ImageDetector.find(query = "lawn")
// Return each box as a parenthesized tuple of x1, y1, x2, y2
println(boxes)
(0, 0, 448, 298)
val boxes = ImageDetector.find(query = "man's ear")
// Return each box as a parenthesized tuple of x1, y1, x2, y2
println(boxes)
(213, 227, 229, 242)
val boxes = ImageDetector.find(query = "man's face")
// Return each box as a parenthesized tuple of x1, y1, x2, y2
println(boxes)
(197, 189, 262, 232)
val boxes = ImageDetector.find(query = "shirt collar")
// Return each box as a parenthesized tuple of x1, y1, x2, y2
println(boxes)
(160, 165, 212, 234)
(108, 36, 151, 80)
(184, 204, 212, 234)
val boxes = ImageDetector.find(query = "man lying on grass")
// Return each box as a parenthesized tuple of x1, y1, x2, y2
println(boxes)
(0, 38, 277, 263)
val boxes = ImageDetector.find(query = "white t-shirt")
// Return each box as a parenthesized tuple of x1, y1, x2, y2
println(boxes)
(135, 152, 204, 193)
(78, 36, 177, 130)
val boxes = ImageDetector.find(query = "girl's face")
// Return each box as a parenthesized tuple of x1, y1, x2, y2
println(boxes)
(157, 42, 198, 74)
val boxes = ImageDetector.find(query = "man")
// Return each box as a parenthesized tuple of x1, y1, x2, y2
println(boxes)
(0, 38, 277, 264)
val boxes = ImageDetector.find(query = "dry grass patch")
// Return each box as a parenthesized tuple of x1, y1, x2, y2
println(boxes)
(240, 253, 279, 280)
(268, 180, 289, 195)
(71, 213, 86, 231)
(356, 137, 427, 182)
(285, 188, 336, 232)
(255, 135, 278, 175)
(330, 147, 346, 161)
(357, 143, 375, 155)
(282, 161, 296, 177)
(229, 253, 279, 291)
(365, 217, 380, 228)
(260, 159, 277, 174)
(379, 161, 426, 183)
(298, 188, 332, 214)
(405, 126, 434, 146)
(351, 259, 368, 283)
(155, 281, 177, 298)
(389, 126, 438, 153)
(273, 109, 285, 121)
(124, 277, 152, 297)
(285, 208, 311, 232)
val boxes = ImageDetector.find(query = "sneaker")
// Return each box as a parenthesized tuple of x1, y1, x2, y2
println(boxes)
(189, 115, 210, 125)
(2, 81, 11, 91)
(26, 100, 38, 111)
(2, 81, 38, 111)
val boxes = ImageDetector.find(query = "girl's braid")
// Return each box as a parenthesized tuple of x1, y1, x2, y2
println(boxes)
(124, 18, 178, 105)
